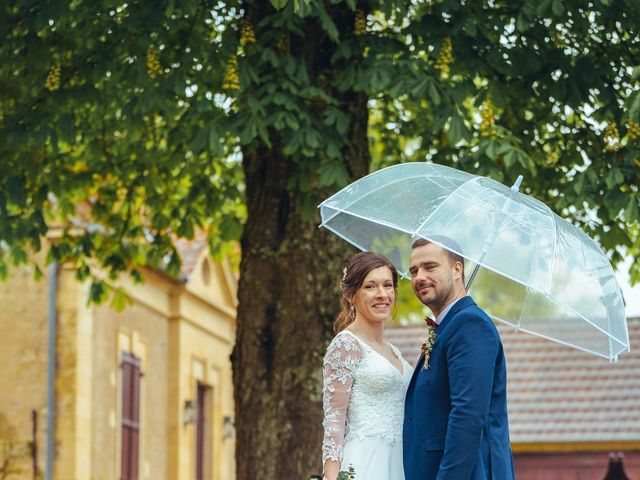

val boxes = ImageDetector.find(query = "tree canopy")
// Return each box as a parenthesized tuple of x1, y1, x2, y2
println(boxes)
(1, 0, 639, 288)
(1, 0, 640, 476)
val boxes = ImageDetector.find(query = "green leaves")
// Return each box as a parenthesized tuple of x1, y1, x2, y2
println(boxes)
(191, 124, 224, 156)
(110, 288, 133, 312)
(516, 13, 530, 33)
(6, 176, 26, 208)
(605, 168, 625, 190)
(317, 161, 350, 188)
(625, 196, 639, 224)
(89, 280, 108, 304)
(219, 215, 243, 241)
(270, 0, 289, 10)
(627, 91, 640, 121)
(447, 114, 471, 144)
(190, 127, 209, 153)
(1, 0, 639, 300)
(317, 7, 340, 42)
(551, 0, 565, 16)
(324, 108, 350, 135)
(58, 114, 76, 145)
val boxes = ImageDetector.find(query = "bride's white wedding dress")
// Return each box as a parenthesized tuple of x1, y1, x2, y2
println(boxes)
(322, 329, 413, 480)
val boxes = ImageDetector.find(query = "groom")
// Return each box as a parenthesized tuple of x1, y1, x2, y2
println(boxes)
(403, 237, 514, 480)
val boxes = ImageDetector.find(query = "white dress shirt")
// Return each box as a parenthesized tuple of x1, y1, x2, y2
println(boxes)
(435, 295, 468, 325)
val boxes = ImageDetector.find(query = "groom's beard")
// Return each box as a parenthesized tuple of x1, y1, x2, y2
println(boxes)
(415, 281, 456, 314)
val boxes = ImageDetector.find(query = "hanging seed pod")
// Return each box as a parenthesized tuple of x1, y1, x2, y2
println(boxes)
(626, 121, 640, 141)
(240, 21, 256, 46)
(222, 55, 240, 91)
(354, 10, 366, 36)
(547, 151, 559, 165)
(603, 121, 622, 152)
(435, 38, 453, 77)
(146, 47, 163, 79)
(44, 62, 61, 91)
(479, 99, 497, 138)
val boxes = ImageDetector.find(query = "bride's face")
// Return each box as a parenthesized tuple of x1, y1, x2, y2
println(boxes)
(352, 266, 395, 324)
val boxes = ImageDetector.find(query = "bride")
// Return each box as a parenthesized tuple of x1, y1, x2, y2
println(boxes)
(322, 252, 413, 480)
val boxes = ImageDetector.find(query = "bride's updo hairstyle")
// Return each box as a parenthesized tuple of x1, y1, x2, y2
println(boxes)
(334, 252, 399, 334)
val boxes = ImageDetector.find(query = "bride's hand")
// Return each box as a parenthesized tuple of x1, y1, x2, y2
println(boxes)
(322, 459, 340, 480)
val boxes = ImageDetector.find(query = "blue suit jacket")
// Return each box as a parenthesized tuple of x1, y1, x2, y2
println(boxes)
(403, 296, 514, 480)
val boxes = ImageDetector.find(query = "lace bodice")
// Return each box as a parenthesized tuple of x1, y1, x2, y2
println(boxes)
(322, 329, 413, 463)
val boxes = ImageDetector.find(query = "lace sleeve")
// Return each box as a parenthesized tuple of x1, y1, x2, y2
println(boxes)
(322, 332, 362, 464)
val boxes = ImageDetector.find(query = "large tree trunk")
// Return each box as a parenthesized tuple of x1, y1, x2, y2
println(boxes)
(232, 5, 370, 479)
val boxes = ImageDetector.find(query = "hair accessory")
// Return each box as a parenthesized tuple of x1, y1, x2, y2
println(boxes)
(342, 266, 348, 281)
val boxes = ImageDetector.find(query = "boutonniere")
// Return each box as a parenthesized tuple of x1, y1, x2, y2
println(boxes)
(421, 317, 438, 370)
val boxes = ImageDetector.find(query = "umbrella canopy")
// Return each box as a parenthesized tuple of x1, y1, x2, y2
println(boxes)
(319, 162, 629, 361)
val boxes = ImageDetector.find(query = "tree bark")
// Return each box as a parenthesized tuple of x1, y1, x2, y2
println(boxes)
(232, 5, 370, 478)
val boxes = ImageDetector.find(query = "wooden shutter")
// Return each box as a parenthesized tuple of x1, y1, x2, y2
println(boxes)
(121, 352, 141, 480)
(196, 383, 206, 480)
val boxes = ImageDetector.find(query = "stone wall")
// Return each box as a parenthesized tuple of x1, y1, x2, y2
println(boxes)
(90, 296, 170, 480)
(0, 251, 236, 480)
(0, 259, 49, 478)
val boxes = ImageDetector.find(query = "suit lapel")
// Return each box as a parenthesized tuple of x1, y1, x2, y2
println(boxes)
(408, 297, 476, 391)
(436, 295, 476, 336)
(407, 351, 424, 392)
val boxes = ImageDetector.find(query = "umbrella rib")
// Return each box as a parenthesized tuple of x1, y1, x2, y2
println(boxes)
(516, 284, 531, 330)
(320, 162, 466, 209)
(320, 207, 416, 236)
(539, 203, 558, 297)
(458, 258, 629, 351)
(537, 293, 629, 348)
(547, 208, 630, 356)
(411, 176, 481, 238)
(320, 225, 378, 257)
(570, 214, 630, 352)
(518, 216, 543, 326)
(492, 318, 622, 362)
(317, 165, 391, 207)
(319, 168, 461, 225)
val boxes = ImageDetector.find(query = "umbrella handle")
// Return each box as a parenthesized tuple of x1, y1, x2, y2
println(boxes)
(465, 263, 481, 292)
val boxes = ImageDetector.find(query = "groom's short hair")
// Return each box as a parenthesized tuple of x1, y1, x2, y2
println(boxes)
(411, 236, 465, 283)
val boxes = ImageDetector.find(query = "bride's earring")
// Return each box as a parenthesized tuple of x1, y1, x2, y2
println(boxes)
(350, 304, 356, 321)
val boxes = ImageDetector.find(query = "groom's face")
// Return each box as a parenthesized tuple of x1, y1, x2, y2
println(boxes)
(408, 243, 457, 310)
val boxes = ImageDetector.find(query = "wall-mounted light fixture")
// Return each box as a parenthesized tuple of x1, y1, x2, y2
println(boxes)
(223, 415, 235, 440)
(183, 399, 196, 425)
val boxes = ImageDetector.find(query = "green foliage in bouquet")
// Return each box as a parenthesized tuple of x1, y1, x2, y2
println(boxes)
(337, 465, 356, 480)
(309, 464, 356, 480)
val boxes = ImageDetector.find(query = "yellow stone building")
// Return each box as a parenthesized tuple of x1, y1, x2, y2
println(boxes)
(0, 237, 237, 480)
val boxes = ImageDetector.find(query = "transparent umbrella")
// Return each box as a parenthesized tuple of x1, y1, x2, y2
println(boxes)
(319, 162, 630, 361)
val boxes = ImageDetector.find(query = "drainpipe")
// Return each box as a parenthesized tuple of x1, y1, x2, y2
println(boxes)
(46, 262, 58, 480)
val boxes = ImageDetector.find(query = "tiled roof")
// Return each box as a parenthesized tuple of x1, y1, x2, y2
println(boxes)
(386, 316, 640, 444)
(49, 205, 209, 281)
(173, 231, 208, 280)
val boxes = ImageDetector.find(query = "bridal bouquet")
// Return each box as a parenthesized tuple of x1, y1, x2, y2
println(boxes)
(309, 465, 356, 480)
(338, 466, 356, 479)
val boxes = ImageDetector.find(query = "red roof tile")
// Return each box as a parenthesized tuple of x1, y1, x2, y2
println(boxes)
(386, 317, 640, 444)
(173, 231, 208, 280)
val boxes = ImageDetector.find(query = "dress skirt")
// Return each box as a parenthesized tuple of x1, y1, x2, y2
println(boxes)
(341, 437, 405, 480)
